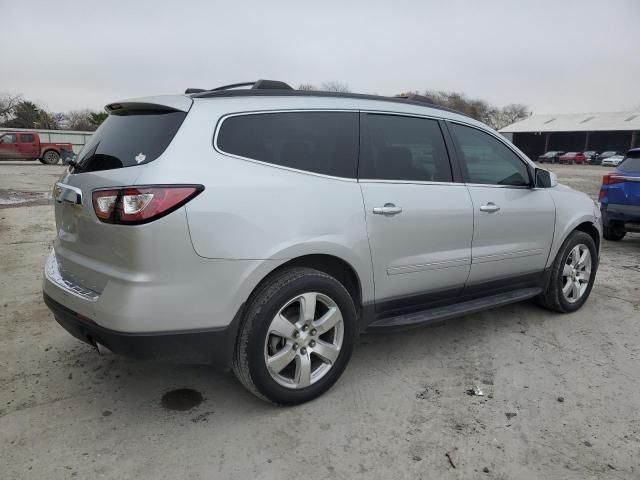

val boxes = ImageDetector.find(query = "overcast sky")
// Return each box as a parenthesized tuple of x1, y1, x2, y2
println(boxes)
(1, 0, 639, 114)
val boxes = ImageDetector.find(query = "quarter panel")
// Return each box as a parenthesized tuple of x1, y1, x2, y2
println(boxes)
(141, 100, 375, 300)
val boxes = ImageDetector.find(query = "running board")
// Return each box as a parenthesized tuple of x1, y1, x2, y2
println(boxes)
(368, 287, 542, 330)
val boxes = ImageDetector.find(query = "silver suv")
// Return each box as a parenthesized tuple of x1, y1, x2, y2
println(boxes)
(43, 80, 601, 404)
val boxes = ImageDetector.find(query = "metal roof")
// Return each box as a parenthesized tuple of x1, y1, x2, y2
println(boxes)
(500, 111, 640, 133)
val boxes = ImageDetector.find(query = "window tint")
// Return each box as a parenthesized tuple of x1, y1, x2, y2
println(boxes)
(72, 110, 186, 173)
(451, 123, 530, 186)
(0, 134, 17, 143)
(217, 112, 358, 178)
(359, 114, 452, 182)
(619, 156, 640, 172)
(20, 134, 35, 143)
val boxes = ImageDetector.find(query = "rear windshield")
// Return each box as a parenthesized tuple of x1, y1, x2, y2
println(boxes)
(619, 157, 640, 172)
(72, 110, 186, 173)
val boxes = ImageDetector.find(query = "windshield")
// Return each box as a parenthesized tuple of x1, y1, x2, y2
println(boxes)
(72, 109, 187, 173)
(601, 151, 616, 156)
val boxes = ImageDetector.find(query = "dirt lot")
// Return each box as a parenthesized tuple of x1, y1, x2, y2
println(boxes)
(1, 162, 639, 479)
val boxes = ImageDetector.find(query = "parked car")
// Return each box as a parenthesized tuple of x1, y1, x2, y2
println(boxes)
(42, 80, 602, 404)
(594, 151, 619, 165)
(599, 148, 640, 241)
(537, 151, 564, 163)
(583, 150, 599, 163)
(601, 155, 625, 167)
(0, 131, 73, 164)
(559, 152, 586, 164)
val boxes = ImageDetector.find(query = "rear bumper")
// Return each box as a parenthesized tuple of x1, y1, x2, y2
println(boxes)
(602, 203, 640, 226)
(44, 292, 243, 368)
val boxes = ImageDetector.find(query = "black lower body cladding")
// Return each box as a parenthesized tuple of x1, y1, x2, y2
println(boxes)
(43, 293, 242, 368)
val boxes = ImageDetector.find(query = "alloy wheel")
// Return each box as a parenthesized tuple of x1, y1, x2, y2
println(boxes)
(263, 292, 344, 389)
(561, 244, 592, 303)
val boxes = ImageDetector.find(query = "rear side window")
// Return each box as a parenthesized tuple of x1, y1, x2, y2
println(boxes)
(72, 110, 187, 173)
(359, 114, 453, 182)
(450, 123, 530, 186)
(216, 112, 359, 178)
(20, 134, 35, 143)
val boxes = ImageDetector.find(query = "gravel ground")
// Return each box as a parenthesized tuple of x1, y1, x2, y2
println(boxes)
(1, 161, 639, 479)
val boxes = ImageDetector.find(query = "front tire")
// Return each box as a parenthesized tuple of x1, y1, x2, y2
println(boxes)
(537, 231, 598, 313)
(233, 267, 357, 405)
(41, 150, 60, 165)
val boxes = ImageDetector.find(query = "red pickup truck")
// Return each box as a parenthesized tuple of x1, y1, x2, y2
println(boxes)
(0, 131, 74, 165)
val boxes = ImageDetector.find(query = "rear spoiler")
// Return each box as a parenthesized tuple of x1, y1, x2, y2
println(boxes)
(105, 95, 193, 114)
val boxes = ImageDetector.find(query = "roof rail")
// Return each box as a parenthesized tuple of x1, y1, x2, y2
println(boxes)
(189, 86, 469, 118)
(394, 93, 437, 105)
(185, 79, 293, 95)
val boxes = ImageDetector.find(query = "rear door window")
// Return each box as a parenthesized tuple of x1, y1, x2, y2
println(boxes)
(72, 110, 187, 173)
(358, 113, 453, 182)
(20, 134, 35, 143)
(216, 111, 359, 178)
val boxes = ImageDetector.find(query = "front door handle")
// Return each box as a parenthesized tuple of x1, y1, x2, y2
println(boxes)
(479, 202, 500, 213)
(373, 203, 402, 216)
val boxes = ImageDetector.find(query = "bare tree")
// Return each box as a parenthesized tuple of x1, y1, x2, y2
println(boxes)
(297, 83, 317, 91)
(400, 89, 529, 130)
(64, 110, 96, 131)
(490, 103, 529, 130)
(0, 93, 22, 123)
(321, 81, 351, 93)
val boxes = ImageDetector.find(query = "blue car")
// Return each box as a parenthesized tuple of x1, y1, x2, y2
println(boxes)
(599, 148, 640, 240)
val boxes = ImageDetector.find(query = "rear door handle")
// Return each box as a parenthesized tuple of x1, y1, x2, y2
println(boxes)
(479, 202, 500, 213)
(373, 203, 402, 216)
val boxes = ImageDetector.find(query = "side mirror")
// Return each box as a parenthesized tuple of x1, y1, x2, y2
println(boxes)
(535, 168, 557, 188)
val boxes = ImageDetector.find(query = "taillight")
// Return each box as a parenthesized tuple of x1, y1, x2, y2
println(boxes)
(92, 189, 119, 220)
(599, 173, 625, 201)
(92, 185, 203, 224)
(601, 173, 625, 185)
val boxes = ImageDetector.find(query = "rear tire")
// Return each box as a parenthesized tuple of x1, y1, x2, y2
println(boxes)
(233, 267, 357, 405)
(41, 150, 60, 165)
(603, 225, 626, 241)
(537, 231, 598, 313)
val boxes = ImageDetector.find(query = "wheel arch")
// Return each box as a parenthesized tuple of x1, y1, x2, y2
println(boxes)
(574, 221, 601, 253)
(251, 254, 364, 312)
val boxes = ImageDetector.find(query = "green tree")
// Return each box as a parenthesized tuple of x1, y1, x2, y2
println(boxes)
(89, 111, 108, 128)
(2, 101, 58, 129)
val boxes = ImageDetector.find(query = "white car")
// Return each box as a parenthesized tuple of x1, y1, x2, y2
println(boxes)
(602, 155, 625, 167)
